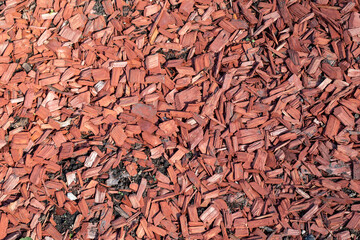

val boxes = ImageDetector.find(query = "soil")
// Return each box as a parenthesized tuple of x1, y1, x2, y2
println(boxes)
(94, 0, 106, 16)
(151, 156, 170, 175)
(9, 117, 28, 130)
(52, 207, 78, 234)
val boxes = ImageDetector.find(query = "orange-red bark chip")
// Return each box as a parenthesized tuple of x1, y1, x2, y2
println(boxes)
(0, 213, 8, 239)
(126, 161, 138, 177)
(11, 132, 30, 149)
(69, 91, 90, 108)
(1, 0, 360, 239)
(200, 205, 220, 224)
(44, 223, 62, 240)
(132, 103, 157, 122)
(110, 125, 127, 147)
(30, 165, 45, 185)
(59, 26, 82, 43)
(158, 120, 177, 136)
(59, 142, 74, 160)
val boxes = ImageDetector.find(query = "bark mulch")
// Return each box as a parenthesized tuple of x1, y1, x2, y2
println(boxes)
(1, 0, 360, 239)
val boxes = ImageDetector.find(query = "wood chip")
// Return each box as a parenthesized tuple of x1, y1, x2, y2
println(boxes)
(1, 0, 359, 239)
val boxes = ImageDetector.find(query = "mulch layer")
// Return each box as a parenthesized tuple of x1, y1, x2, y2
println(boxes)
(1, 0, 360, 239)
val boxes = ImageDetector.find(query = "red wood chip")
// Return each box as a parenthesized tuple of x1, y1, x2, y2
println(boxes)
(110, 125, 127, 147)
(1, 0, 360, 239)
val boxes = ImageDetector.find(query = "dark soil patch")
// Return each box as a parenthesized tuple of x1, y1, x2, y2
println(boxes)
(9, 117, 29, 130)
(152, 156, 170, 175)
(52, 207, 78, 233)
(122, 5, 131, 16)
(94, 0, 106, 16)
(350, 230, 360, 239)
(226, 200, 243, 212)
(225, 194, 249, 212)
(103, 165, 131, 189)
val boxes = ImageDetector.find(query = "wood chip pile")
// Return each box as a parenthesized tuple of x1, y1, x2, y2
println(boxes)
(1, 0, 360, 239)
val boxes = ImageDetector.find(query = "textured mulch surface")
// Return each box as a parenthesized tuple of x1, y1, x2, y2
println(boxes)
(1, 0, 360, 239)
